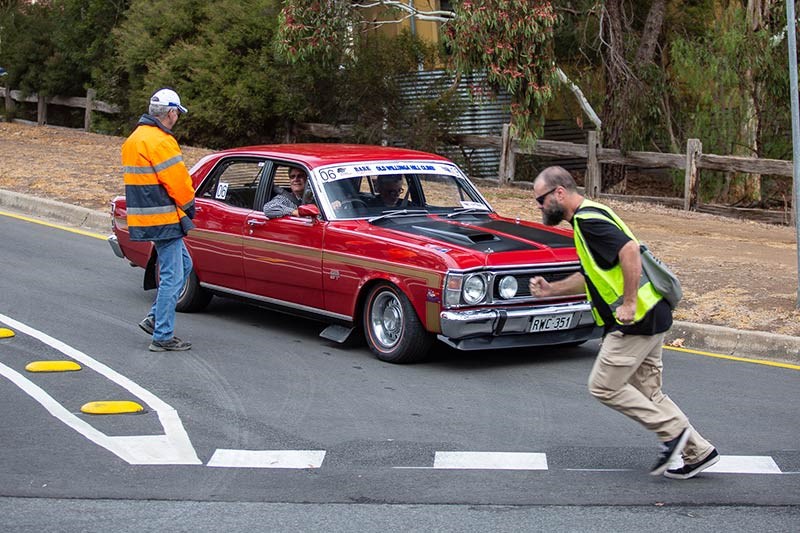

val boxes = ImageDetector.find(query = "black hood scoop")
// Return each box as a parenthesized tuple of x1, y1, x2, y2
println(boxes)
(374, 218, 538, 253)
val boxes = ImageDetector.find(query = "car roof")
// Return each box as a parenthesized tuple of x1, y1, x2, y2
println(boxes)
(216, 143, 451, 170)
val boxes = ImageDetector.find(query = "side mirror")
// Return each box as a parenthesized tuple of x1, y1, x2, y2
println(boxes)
(297, 204, 320, 217)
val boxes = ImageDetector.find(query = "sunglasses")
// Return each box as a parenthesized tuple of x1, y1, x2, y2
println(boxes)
(289, 173, 306, 180)
(536, 187, 558, 206)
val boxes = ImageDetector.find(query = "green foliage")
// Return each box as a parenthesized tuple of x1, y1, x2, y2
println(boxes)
(275, 0, 354, 67)
(0, 1, 127, 98)
(670, 6, 750, 155)
(277, 0, 560, 148)
(336, 31, 447, 148)
(109, 0, 288, 146)
(108, 0, 211, 122)
(107, 0, 448, 149)
(444, 0, 559, 147)
(0, 2, 57, 95)
(669, 3, 791, 201)
(274, 1, 462, 151)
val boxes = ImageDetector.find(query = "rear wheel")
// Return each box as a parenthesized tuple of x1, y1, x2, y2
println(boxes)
(151, 250, 212, 313)
(363, 283, 433, 363)
(175, 270, 212, 312)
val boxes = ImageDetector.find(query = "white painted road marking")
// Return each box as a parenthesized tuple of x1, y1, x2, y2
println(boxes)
(705, 455, 782, 474)
(568, 455, 784, 475)
(208, 449, 326, 469)
(433, 451, 549, 470)
(0, 313, 201, 465)
(0, 319, 790, 474)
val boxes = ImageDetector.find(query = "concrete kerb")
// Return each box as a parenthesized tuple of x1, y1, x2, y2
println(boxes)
(667, 322, 800, 366)
(0, 189, 110, 234)
(1, 187, 799, 366)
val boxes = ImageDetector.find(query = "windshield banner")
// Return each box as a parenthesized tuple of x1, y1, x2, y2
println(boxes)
(315, 162, 461, 182)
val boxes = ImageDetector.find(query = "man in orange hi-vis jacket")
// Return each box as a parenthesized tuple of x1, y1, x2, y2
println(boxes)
(122, 88, 196, 352)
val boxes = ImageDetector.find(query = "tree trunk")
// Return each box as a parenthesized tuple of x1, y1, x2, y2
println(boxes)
(600, 0, 668, 193)
(727, 0, 769, 205)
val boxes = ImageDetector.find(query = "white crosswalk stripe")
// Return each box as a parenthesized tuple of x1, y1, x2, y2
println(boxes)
(704, 455, 782, 474)
(433, 451, 548, 470)
(207, 449, 326, 469)
(203, 449, 786, 474)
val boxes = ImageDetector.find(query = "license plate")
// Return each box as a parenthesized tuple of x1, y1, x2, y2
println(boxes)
(530, 313, 573, 333)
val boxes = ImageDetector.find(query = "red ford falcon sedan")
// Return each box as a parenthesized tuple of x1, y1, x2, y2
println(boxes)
(109, 144, 601, 363)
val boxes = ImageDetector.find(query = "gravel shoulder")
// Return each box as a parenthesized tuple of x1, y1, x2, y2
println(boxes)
(1, 122, 798, 337)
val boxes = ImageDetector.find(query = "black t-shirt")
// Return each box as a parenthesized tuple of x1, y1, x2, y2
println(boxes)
(572, 213, 672, 335)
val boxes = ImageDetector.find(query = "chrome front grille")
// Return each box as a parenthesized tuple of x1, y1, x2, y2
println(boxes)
(490, 264, 583, 303)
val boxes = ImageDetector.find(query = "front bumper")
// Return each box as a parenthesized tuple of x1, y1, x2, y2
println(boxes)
(108, 234, 125, 259)
(438, 301, 602, 351)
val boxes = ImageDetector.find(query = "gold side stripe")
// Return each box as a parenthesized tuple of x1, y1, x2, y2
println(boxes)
(191, 229, 443, 288)
(244, 236, 323, 260)
(190, 228, 245, 246)
(325, 251, 442, 287)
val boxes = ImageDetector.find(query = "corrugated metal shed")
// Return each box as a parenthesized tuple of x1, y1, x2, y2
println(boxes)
(397, 69, 509, 178)
(397, 69, 593, 179)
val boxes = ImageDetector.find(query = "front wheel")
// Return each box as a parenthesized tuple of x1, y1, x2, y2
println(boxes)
(363, 283, 433, 363)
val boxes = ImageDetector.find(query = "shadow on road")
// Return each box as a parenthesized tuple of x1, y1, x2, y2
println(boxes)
(199, 298, 597, 370)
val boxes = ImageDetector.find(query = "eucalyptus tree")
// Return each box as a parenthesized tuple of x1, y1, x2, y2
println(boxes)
(275, 1, 598, 148)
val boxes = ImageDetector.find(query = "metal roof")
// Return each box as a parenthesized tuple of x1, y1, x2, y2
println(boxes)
(215, 143, 451, 169)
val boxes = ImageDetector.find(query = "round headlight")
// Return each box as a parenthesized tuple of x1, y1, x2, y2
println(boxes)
(462, 274, 487, 305)
(498, 275, 518, 299)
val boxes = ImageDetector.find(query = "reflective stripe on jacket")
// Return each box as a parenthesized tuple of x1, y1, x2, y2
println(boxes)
(572, 199, 663, 326)
(122, 115, 195, 242)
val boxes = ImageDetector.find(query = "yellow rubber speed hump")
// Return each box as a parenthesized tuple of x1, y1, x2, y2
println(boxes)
(0, 328, 14, 338)
(81, 401, 145, 415)
(25, 360, 82, 372)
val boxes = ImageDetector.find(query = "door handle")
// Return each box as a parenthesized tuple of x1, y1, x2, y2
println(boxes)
(247, 219, 266, 226)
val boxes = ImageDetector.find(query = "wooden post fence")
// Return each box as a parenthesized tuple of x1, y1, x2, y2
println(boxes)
(4, 87, 13, 116)
(37, 95, 48, 126)
(84, 88, 96, 132)
(585, 130, 601, 198)
(0, 87, 119, 130)
(462, 128, 792, 223)
(684, 138, 702, 211)
(498, 124, 515, 185)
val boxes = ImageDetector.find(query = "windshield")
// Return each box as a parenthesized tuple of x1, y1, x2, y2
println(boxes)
(314, 161, 492, 220)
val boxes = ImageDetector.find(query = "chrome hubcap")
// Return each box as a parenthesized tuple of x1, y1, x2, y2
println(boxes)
(370, 291, 403, 348)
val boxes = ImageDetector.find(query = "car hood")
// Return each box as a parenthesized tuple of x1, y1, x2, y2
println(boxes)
(368, 214, 576, 265)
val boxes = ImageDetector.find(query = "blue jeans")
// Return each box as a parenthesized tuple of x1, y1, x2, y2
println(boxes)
(148, 237, 192, 341)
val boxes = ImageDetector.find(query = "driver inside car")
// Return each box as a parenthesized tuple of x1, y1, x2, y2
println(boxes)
(367, 175, 405, 208)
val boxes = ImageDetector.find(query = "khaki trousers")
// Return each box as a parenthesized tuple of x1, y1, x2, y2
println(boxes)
(588, 330, 714, 463)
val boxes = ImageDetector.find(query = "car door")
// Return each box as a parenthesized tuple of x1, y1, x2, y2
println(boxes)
(242, 163, 324, 310)
(185, 157, 269, 291)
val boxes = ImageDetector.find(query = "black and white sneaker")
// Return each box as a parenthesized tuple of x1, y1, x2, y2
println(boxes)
(650, 427, 691, 476)
(149, 337, 191, 352)
(664, 448, 720, 480)
(138, 315, 155, 336)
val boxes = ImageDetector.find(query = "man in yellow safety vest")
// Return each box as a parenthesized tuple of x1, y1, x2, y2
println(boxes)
(529, 166, 719, 480)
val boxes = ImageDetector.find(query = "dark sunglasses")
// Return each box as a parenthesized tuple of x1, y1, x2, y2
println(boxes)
(536, 187, 558, 206)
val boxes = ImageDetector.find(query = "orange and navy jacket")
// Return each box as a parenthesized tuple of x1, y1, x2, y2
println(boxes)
(122, 115, 195, 242)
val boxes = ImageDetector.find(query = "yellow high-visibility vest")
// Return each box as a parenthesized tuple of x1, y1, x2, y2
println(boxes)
(573, 199, 663, 326)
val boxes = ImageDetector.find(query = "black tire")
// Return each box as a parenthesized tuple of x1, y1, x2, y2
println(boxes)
(362, 282, 433, 363)
(175, 269, 212, 312)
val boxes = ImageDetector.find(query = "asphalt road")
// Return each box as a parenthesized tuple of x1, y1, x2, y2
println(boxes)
(1, 212, 799, 531)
